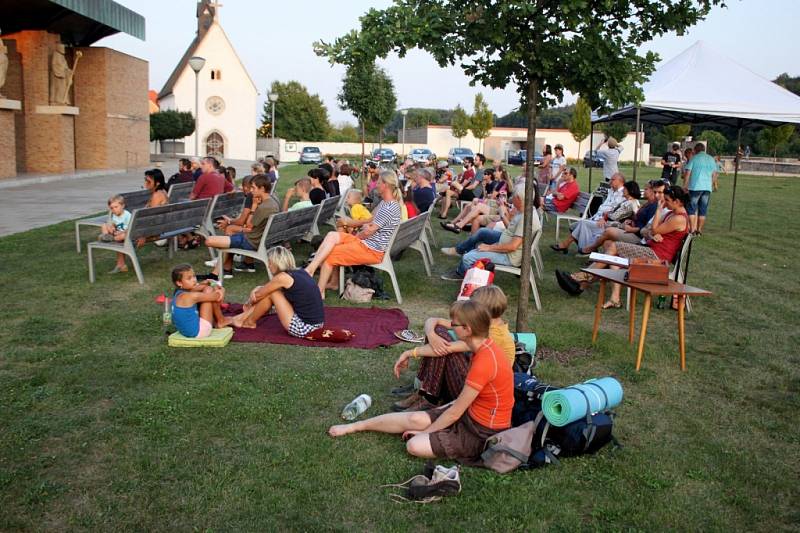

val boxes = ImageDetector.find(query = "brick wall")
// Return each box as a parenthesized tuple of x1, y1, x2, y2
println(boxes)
(74, 47, 149, 170)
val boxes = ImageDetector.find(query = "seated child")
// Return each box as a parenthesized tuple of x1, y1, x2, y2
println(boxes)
(232, 246, 324, 337)
(336, 189, 372, 233)
(282, 177, 314, 212)
(218, 175, 255, 235)
(170, 263, 231, 339)
(392, 285, 515, 412)
(99, 194, 132, 274)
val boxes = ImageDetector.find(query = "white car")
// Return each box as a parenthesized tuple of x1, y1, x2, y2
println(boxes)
(409, 148, 436, 163)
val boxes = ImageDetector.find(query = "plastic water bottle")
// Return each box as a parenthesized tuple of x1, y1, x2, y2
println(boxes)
(341, 394, 372, 421)
(162, 296, 172, 326)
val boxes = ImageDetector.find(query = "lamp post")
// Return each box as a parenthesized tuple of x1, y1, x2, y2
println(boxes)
(188, 56, 206, 156)
(400, 109, 408, 158)
(268, 92, 279, 139)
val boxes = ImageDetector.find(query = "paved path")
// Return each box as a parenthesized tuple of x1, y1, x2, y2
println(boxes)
(0, 158, 252, 238)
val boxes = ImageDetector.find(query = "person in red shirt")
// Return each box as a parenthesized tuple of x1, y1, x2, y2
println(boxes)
(328, 300, 513, 463)
(544, 167, 580, 213)
(190, 157, 233, 200)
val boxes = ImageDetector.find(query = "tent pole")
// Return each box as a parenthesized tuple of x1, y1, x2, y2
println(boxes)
(588, 120, 594, 191)
(729, 125, 742, 230)
(633, 107, 641, 180)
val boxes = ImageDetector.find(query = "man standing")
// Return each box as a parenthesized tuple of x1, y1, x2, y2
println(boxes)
(440, 184, 535, 280)
(190, 157, 233, 200)
(683, 143, 718, 235)
(661, 143, 682, 185)
(596, 137, 623, 182)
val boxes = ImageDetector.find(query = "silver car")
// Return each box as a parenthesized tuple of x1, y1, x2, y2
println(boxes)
(299, 146, 323, 164)
(409, 147, 436, 163)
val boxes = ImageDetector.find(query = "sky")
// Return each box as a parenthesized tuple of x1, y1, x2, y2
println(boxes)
(98, 0, 800, 125)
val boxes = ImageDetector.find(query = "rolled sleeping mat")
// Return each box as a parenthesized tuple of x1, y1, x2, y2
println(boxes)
(541, 377, 623, 427)
(512, 332, 537, 354)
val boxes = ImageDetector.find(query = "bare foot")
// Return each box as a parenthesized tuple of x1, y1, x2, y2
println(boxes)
(231, 311, 252, 328)
(239, 320, 258, 329)
(218, 317, 233, 327)
(328, 424, 355, 437)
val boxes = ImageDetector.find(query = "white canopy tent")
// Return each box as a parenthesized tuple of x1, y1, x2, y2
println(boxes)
(592, 40, 800, 228)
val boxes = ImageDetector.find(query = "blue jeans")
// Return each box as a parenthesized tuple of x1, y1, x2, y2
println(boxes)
(688, 190, 711, 216)
(455, 228, 513, 275)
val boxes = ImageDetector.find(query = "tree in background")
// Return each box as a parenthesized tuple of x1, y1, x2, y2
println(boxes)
(470, 94, 493, 153)
(774, 73, 800, 96)
(450, 105, 470, 147)
(758, 125, 796, 175)
(663, 124, 692, 144)
(697, 130, 728, 155)
(315, 0, 725, 330)
(569, 98, 591, 161)
(338, 61, 396, 164)
(329, 123, 361, 143)
(261, 81, 331, 141)
(150, 110, 194, 155)
(600, 122, 631, 148)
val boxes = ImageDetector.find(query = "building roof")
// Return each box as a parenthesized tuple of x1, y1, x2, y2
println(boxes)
(0, 0, 145, 45)
(157, 1, 257, 100)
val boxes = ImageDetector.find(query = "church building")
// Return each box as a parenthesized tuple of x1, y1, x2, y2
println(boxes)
(157, 0, 257, 161)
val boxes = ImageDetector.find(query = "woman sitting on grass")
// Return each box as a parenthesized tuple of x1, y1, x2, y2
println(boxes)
(329, 300, 513, 463)
(232, 246, 324, 337)
(170, 264, 230, 339)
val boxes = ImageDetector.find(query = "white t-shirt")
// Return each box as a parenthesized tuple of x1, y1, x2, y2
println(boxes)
(337, 175, 353, 197)
(551, 155, 566, 178)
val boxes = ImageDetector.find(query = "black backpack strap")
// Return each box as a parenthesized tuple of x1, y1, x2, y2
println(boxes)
(584, 381, 609, 408)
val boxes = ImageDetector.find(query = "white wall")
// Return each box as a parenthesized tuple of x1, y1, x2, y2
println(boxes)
(261, 140, 436, 163)
(159, 23, 257, 161)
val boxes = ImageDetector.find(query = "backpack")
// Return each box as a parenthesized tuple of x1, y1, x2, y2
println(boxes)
(350, 267, 388, 299)
(481, 421, 535, 473)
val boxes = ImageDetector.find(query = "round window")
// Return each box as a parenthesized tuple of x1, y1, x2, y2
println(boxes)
(206, 96, 225, 115)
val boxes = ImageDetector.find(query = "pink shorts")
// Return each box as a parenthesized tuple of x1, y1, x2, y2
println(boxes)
(197, 318, 213, 339)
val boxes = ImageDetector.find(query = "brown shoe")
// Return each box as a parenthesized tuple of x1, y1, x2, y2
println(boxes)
(392, 392, 421, 412)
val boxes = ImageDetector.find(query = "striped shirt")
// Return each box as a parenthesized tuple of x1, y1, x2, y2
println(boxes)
(362, 200, 401, 252)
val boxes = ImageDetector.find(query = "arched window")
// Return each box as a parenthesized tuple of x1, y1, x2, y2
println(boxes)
(210, 69, 222, 81)
(216, 69, 222, 80)
(210, 71, 215, 80)
(205, 132, 225, 158)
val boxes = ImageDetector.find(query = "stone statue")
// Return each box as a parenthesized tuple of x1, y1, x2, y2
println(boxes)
(49, 44, 81, 105)
(0, 39, 8, 99)
(50, 44, 69, 104)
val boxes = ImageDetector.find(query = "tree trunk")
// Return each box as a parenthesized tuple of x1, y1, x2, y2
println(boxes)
(361, 121, 366, 188)
(516, 79, 539, 331)
(773, 148, 777, 176)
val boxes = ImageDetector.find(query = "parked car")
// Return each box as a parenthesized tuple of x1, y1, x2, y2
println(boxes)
(506, 150, 543, 166)
(409, 147, 436, 163)
(447, 147, 475, 165)
(369, 148, 397, 166)
(299, 146, 322, 164)
(583, 150, 604, 168)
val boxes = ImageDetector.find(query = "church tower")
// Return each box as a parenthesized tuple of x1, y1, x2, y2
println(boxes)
(157, 0, 258, 161)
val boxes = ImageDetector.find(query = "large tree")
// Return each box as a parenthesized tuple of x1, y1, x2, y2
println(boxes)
(470, 94, 493, 152)
(663, 124, 692, 144)
(450, 104, 470, 147)
(569, 97, 592, 162)
(261, 81, 331, 141)
(338, 61, 397, 163)
(315, 0, 725, 330)
(697, 130, 728, 155)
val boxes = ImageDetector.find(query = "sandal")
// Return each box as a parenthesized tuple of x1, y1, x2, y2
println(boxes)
(602, 300, 622, 309)
(440, 222, 461, 234)
(550, 244, 568, 254)
(555, 270, 583, 296)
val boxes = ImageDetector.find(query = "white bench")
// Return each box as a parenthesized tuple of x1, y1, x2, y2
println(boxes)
(493, 228, 543, 311)
(74, 189, 152, 253)
(554, 191, 593, 241)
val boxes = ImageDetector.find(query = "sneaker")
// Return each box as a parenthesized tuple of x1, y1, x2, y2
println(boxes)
(233, 254, 243, 262)
(204, 259, 218, 268)
(233, 262, 256, 273)
(222, 269, 233, 279)
(440, 247, 459, 257)
(196, 273, 218, 282)
(99, 234, 115, 242)
(406, 465, 461, 501)
(394, 329, 425, 343)
(392, 392, 422, 412)
(440, 270, 463, 281)
(399, 394, 436, 412)
(109, 265, 128, 274)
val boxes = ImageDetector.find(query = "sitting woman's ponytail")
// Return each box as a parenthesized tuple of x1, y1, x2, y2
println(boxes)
(379, 169, 403, 204)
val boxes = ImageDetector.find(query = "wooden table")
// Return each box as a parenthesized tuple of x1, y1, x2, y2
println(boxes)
(581, 268, 712, 371)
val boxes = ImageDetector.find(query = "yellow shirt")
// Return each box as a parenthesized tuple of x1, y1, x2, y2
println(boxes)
(400, 203, 409, 221)
(350, 203, 371, 221)
(489, 322, 516, 366)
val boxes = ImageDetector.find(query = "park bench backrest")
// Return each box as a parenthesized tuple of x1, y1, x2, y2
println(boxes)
(209, 191, 245, 221)
(573, 191, 592, 214)
(259, 205, 319, 250)
(390, 212, 429, 256)
(317, 195, 341, 225)
(127, 199, 211, 241)
(167, 182, 194, 203)
(120, 189, 153, 212)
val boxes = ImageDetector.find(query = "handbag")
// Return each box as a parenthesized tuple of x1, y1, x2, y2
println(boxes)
(341, 279, 374, 303)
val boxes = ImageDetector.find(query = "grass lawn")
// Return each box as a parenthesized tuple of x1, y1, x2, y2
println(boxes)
(1, 163, 798, 530)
